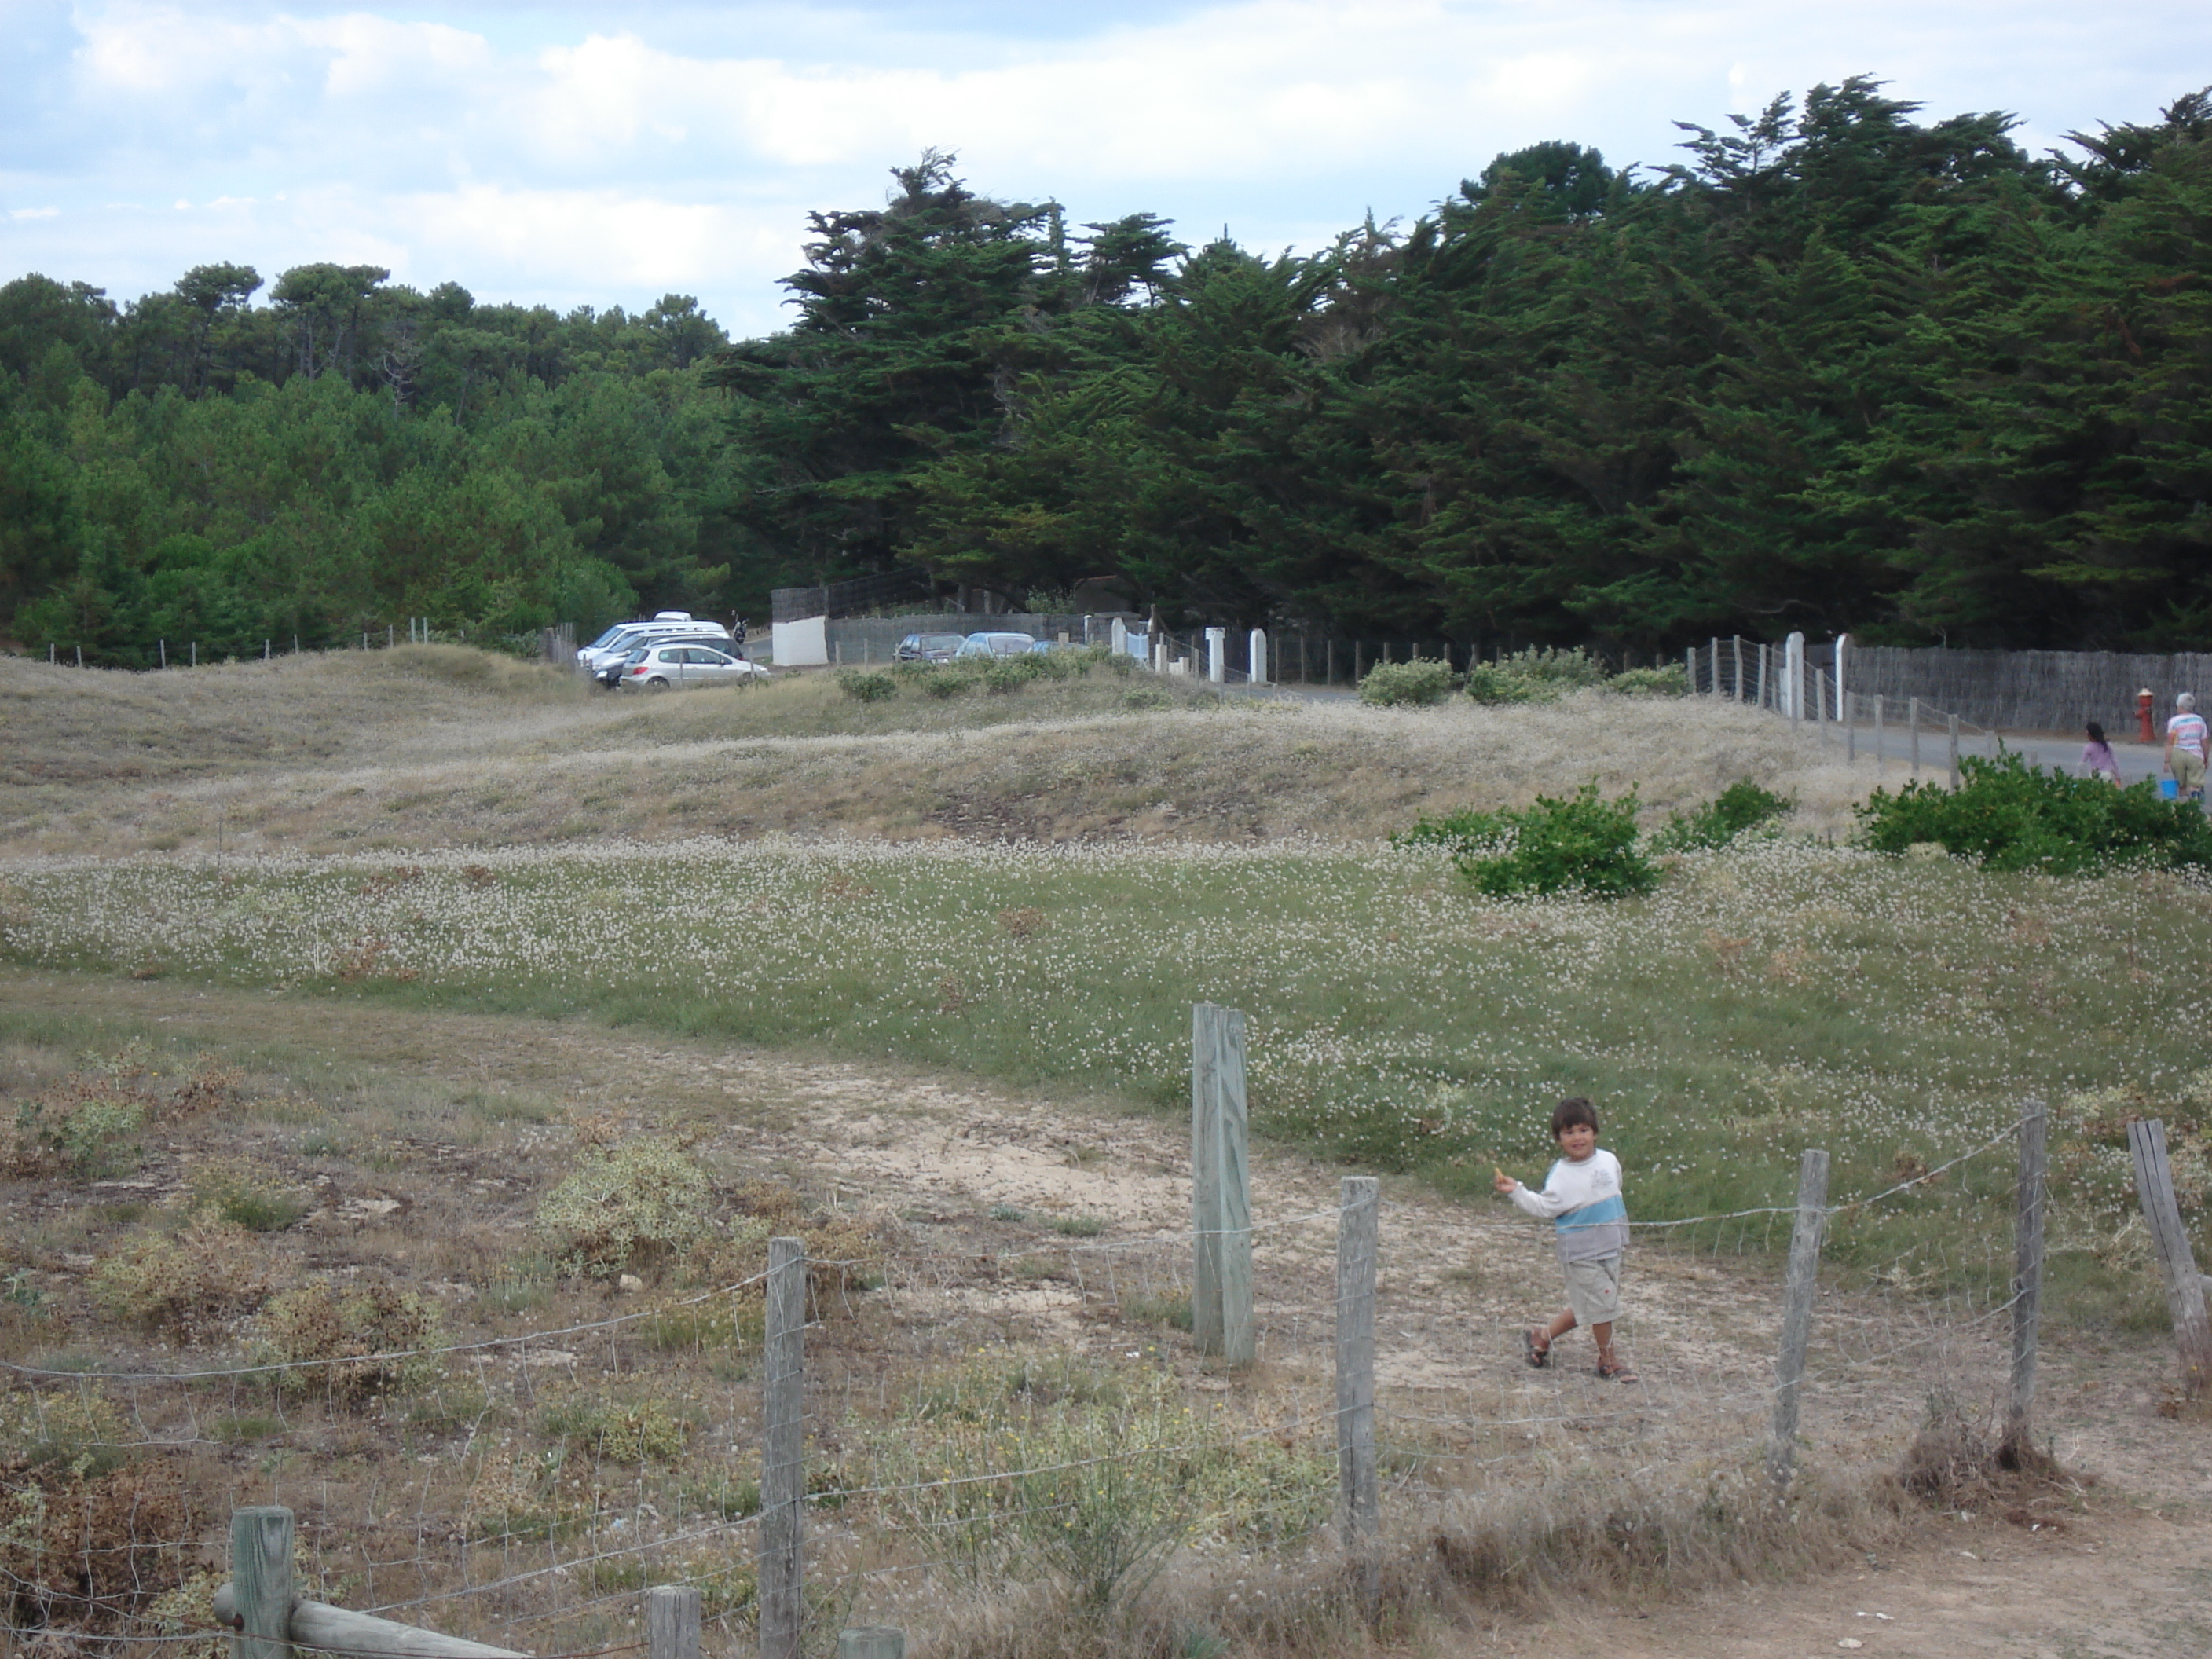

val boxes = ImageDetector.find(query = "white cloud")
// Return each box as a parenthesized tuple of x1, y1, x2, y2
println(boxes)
(11, 0, 2212, 335)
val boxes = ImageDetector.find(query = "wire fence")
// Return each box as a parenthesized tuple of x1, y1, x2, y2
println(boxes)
(0, 1115, 2060, 1659)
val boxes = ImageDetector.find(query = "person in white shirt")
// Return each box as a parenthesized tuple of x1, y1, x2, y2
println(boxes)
(1494, 1097, 1635, 1382)
(2166, 693, 2209, 802)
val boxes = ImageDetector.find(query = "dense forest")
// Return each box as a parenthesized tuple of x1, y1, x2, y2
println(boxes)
(4, 77, 2210, 665)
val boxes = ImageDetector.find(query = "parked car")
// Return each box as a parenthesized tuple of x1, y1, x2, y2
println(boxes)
(894, 632, 968, 664)
(615, 643, 772, 692)
(591, 633, 754, 688)
(953, 632, 1038, 659)
(579, 613, 733, 677)
(1027, 639, 1077, 654)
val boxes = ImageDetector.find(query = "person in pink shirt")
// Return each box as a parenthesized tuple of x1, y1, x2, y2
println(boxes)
(2166, 694, 2209, 802)
(2082, 722, 2122, 783)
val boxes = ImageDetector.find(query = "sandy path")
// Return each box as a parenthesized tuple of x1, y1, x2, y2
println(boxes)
(5, 969, 2207, 1650)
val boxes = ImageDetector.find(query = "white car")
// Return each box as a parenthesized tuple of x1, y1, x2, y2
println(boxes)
(953, 631, 1038, 659)
(579, 613, 733, 676)
(615, 643, 772, 692)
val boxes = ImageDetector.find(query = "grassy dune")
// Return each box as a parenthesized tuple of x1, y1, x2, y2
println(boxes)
(0, 646, 1877, 857)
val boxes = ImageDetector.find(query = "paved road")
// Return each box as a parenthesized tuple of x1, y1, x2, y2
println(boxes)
(1817, 719, 2195, 792)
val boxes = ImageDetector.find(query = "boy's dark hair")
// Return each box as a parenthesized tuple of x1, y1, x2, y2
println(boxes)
(1550, 1097, 1599, 1137)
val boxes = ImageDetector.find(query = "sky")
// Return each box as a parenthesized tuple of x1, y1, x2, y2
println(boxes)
(3, 0, 2209, 341)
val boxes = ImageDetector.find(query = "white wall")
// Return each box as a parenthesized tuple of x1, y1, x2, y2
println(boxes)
(771, 616, 828, 668)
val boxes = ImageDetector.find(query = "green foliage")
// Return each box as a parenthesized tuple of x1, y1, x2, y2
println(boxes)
(89, 1208, 271, 1341)
(1357, 657, 1456, 707)
(186, 1158, 307, 1232)
(1462, 647, 1612, 705)
(1609, 664, 1690, 697)
(540, 1396, 690, 1463)
(1855, 752, 2212, 873)
(833, 669, 898, 702)
(1452, 785, 1658, 899)
(1652, 781, 1796, 851)
(533, 1137, 714, 1277)
(251, 1281, 446, 1398)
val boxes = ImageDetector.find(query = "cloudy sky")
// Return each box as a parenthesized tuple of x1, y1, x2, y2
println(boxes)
(4, 0, 2208, 339)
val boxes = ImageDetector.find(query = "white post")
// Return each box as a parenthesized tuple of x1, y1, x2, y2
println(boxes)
(1833, 633, 1848, 713)
(1111, 617, 1127, 658)
(1205, 627, 1227, 683)
(1784, 632, 1806, 723)
(1248, 628, 1268, 687)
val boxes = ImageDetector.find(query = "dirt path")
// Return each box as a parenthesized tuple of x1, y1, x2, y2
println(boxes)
(5, 969, 2207, 1650)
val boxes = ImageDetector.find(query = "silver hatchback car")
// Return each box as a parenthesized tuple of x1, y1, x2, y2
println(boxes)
(616, 643, 771, 691)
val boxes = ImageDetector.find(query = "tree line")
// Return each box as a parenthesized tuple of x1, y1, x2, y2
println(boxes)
(5, 76, 2210, 665)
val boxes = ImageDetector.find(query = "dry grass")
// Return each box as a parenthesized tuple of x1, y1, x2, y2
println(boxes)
(0, 648, 1873, 859)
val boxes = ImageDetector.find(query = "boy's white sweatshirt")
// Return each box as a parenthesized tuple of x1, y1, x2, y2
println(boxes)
(1508, 1148, 1628, 1263)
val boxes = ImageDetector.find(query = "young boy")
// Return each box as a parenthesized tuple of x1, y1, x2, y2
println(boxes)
(1493, 1097, 1636, 1382)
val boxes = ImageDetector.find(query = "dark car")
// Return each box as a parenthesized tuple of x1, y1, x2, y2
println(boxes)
(894, 632, 967, 664)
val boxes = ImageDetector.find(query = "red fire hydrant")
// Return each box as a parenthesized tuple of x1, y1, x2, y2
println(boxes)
(2138, 687, 2156, 743)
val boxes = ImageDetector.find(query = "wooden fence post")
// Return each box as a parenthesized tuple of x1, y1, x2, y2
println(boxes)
(1999, 1102, 2048, 1465)
(647, 1587, 701, 1659)
(1909, 698, 1921, 774)
(1948, 714, 1961, 789)
(836, 1631, 905, 1659)
(1336, 1176, 1380, 1617)
(1767, 1149, 1830, 1492)
(761, 1236, 808, 1659)
(229, 1506, 295, 1659)
(1683, 646, 1696, 692)
(2128, 1119, 2212, 1397)
(1873, 694, 1884, 773)
(1733, 635, 1744, 701)
(1192, 1004, 1254, 1363)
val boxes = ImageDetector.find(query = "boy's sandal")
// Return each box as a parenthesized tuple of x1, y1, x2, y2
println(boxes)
(1596, 1360, 1639, 1384)
(1523, 1328, 1551, 1369)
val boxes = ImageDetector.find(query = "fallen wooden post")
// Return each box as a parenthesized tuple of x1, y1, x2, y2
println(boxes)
(212, 1585, 529, 1659)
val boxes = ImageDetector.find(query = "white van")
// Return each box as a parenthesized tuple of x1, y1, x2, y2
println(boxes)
(578, 613, 734, 675)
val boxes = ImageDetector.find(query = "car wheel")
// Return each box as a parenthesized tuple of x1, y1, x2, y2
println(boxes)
(646, 676, 670, 691)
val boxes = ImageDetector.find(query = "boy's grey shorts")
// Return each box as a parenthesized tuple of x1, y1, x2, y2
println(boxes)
(1562, 1254, 1621, 1325)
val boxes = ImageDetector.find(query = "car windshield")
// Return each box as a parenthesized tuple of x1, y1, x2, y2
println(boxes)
(586, 625, 632, 649)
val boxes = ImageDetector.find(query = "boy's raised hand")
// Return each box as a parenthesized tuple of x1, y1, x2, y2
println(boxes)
(1492, 1166, 1516, 1194)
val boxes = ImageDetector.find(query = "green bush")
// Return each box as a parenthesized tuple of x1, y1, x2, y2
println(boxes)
(1122, 687, 1171, 710)
(1390, 808, 1507, 859)
(921, 669, 969, 698)
(252, 1281, 446, 1397)
(1652, 780, 1795, 851)
(533, 1138, 714, 1276)
(980, 658, 1033, 694)
(1609, 664, 1690, 697)
(1855, 751, 2212, 874)
(1357, 657, 1456, 707)
(1463, 646, 1610, 705)
(834, 670, 898, 702)
(1441, 785, 1657, 899)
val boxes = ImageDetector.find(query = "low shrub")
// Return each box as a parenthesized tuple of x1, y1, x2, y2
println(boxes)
(541, 1395, 690, 1463)
(833, 670, 898, 702)
(1609, 663, 1689, 697)
(90, 1207, 273, 1341)
(252, 1280, 446, 1397)
(534, 1137, 714, 1277)
(187, 1158, 308, 1232)
(981, 657, 1040, 694)
(1357, 657, 1456, 707)
(1652, 780, 1796, 851)
(921, 670, 970, 698)
(1123, 687, 1171, 710)
(2, 1077, 148, 1179)
(1463, 645, 1610, 705)
(1855, 751, 2212, 873)
(1454, 784, 1657, 899)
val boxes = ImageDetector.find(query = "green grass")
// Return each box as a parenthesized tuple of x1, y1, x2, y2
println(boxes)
(4, 837, 2208, 1330)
